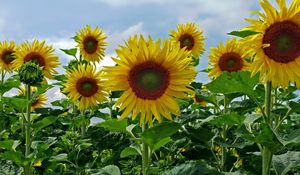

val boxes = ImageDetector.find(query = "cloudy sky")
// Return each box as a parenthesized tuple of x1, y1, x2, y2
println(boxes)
(0, 0, 286, 103)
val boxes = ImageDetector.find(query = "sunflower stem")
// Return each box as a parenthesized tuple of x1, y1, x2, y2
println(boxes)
(221, 94, 228, 171)
(0, 70, 5, 106)
(81, 111, 86, 137)
(262, 82, 273, 175)
(24, 84, 32, 175)
(142, 124, 149, 175)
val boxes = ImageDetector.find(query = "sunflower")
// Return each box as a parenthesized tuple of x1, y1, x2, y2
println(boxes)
(170, 22, 205, 58)
(243, 0, 300, 88)
(63, 64, 107, 111)
(13, 40, 59, 79)
(18, 86, 47, 112)
(76, 25, 107, 62)
(104, 35, 196, 125)
(208, 38, 250, 78)
(0, 41, 17, 72)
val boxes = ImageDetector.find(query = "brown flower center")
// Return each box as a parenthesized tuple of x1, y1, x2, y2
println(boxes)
(24, 52, 45, 67)
(179, 34, 195, 50)
(76, 77, 99, 97)
(1, 51, 15, 64)
(218, 52, 243, 72)
(263, 21, 300, 63)
(83, 36, 98, 54)
(128, 61, 170, 100)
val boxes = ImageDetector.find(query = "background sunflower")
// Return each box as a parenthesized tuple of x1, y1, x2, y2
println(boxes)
(63, 64, 107, 111)
(76, 25, 107, 62)
(18, 86, 47, 111)
(243, 0, 300, 88)
(105, 35, 196, 125)
(13, 40, 59, 79)
(208, 38, 250, 78)
(170, 22, 205, 58)
(0, 41, 17, 72)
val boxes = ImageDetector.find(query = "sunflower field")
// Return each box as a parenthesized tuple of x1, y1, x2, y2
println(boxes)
(1, 0, 300, 175)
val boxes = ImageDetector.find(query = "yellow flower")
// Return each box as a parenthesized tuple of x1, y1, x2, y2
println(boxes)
(18, 86, 47, 112)
(208, 39, 250, 78)
(13, 40, 59, 79)
(63, 64, 107, 111)
(170, 22, 205, 58)
(76, 25, 107, 62)
(104, 35, 196, 125)
(33, 160, 42, 167)
(243, 0, 300, 88)
(0, 41, 17, 72)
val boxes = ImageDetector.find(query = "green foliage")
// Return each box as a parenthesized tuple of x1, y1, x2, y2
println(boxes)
(227, 30, 258, 38)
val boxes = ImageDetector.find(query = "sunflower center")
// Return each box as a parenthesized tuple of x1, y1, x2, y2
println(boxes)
(218, 52, 243, 72)
(24, 52, 46, 67)
(179, 34, 194, 50)
(263, 21, 300, 63)
(83, 36, 98, 54)
(1, 51, 15, 64)
(76, 77, 99, 97)
(128, 61, 170, 100)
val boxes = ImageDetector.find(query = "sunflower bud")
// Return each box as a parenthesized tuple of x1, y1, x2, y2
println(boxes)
(18, 61, 44, 85)
(65, 59, 89, 71)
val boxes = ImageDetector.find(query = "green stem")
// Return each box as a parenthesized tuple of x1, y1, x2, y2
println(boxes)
(221, 95, 228, 171)
(24, 84, 32, 175)
(142, 124, 149, 175)
(0, 70, 4, 108)
(262, 82, 273, 175)
(81, 111, 86, 137)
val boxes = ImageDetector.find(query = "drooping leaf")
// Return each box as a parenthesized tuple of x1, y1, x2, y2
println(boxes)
(206, 71, 259, 100)
(60, 48, 77, 58)
(2, 97, 27, 112)
(0, 151, 30, 167)
(162, 161, 222, 175)
(141, 122, 181, 149)
(120, 146, 141, 158)
(153, 137, 172, 151)
(227, 30, 258, 38)
(95, 119, 127, 132)
(33, 116, 57, 133)
(0, 75, 20, 94)
(0, 140, 20, 151)
(273, 151, 300, 175)
(49, 153, 68, 162)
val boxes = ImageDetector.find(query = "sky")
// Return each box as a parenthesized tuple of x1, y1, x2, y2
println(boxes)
(0, 0, 286, 104)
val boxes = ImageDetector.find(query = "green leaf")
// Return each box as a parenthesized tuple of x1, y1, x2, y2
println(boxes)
(33, 116, 57, 133)
(141, 122, 181, 149)
(153, 137, 172, 151)
(54, 74, 67, 82)
(208, 113, 245, 127)
(91, 165, 121, 175)
(0, 140, 20, 151)
(280, 128, 300, 147)
(190, 82, 202, 90)
(110, 91, 123, 98)
(227, 30, 258, 38)
(206, 71, 259, 100)
(120, 146, 140, 158)
(95, 119, 127, 132)
(162, 161, 222, 175)
(60, 48, 77, 57)
(0, 151, 30, 167)
(254, 123, 283, 152)
(273, 151, 300, 175)
(49, 153, 68, 162)
(0, 75, 20, 94)
(289, 101, 300, 113)
(2, 97, 27, 112)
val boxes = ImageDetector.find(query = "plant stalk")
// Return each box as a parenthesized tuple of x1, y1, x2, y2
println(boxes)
(262, 82, 273, 175)
(24, 84, 32, 175)
(142, 124, 149, 175)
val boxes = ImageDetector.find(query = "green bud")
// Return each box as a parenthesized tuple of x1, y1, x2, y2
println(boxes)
(65, 59, 89, 71)
(18, 61, 44, 85)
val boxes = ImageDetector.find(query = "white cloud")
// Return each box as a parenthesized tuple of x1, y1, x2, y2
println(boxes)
(45, 86, 66, 106)
(107, 22, 145, 53)
(94, 0, 173, 6)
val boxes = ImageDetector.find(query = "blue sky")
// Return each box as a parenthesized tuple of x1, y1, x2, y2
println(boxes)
(1, 0, 285, 103)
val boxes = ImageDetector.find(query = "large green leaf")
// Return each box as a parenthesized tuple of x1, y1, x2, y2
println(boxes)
(90, 165, 121, 175)
(60, 48, 77, 58)
(120, 146, 141, 158)
(0, 151, 30, 167)
(49, 153, 68, 162)
(33, 116, 57, 133)
(206, 113, 245, 127)
(95, 119, 127, 132)
(0, 75, 20, 94)
(2, 97, 27, 112)
(162, 161, 222, 175)
(227, 30, 258, 38)
(141, 122, 181, 149)
(0, 140, 20, 151)
(273, 151, 300, 175)
(206, 71, 259, 100)
(254, 124, 283, 152)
